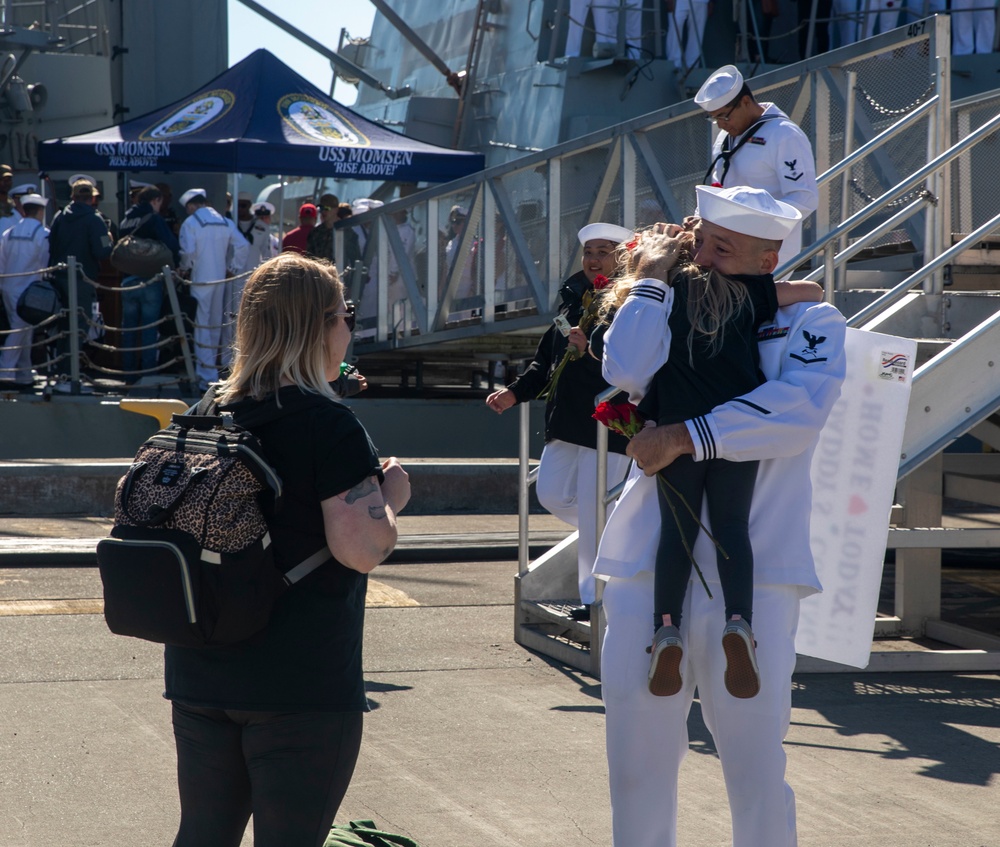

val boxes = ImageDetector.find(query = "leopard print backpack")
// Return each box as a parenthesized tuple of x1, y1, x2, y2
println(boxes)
(96, 390, 330, 647)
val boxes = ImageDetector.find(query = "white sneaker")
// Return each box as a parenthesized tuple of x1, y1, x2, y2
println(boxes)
(51, 376, 93, 395)
(647, 624, 684, 697)
(722, 618, 761, 699)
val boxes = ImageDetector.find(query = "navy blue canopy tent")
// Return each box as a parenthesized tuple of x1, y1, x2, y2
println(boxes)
(38, 49, 484, 183)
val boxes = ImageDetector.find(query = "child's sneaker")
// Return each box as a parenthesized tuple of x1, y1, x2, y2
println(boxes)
(647, 624, 684, 696)
(722, 618, 761, 699)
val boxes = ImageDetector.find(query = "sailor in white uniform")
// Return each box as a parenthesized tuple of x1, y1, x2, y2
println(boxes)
(0, 193, 48, 387)
(178, 188, 249, 386)
(221, 197, 275, 369)
(596, 188, 846, 847)
(564, 0, 643, 59)
(696, 65, 819, 271)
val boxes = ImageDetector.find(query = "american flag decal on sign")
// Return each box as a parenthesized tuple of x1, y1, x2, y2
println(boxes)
(880, 351, 910, 383)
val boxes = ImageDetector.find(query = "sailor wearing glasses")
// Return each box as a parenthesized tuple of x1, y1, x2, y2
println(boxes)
(695, 65, 818, 269)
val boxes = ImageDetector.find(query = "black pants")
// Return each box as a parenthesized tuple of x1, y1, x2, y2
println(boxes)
(653, 454, 758, 630)
(171, 702, 363, 847)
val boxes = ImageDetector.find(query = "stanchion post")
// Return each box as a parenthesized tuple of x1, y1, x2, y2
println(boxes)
(162, 267, 199, 389)
(517, 399, 530, 575)
(66, 257, 81, 393)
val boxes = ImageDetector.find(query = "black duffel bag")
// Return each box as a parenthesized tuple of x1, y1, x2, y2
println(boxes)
(111, 235, 175, 278)
(16, 279, 62, 325)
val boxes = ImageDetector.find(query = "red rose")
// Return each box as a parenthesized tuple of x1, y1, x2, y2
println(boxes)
(592, 274, 610, 290)
(593, 400, 645, 438)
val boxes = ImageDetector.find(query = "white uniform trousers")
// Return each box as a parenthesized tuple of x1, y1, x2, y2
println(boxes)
(665, 0, 710, 70)
(602, 571, 801, 847)
(830, 0, 858, 47)
(189, 278, 226, 383)
(860, 0, 900, 39)
(951, 0, 997, 54)
(535, 440, 632, 605)
(0, 276, 34, 383)
(565, 0, 643, 57)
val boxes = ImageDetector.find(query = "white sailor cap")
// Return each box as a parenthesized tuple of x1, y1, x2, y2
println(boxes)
(19, 193, 47, 207)
(129, 180, 152, 192)
(179, 188, 207, 206)
(695, 185, 801, 242)
(352, 198, 384, 215)
(68, 173, 98, 188)
(10, 183, 37, 197)
(251, 201, 275, 216)
(577, 222, 633, 246)
(695, 65, 745, 113)
(237, 191, 253, 202)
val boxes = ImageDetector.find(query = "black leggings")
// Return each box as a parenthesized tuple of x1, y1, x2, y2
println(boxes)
(171, 702, 363, 847)
(653, 454, 758, 630)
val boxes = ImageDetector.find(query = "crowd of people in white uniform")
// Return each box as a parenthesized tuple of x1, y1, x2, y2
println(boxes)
(561, 0, 997, 67)
(0, 172, 391, 392)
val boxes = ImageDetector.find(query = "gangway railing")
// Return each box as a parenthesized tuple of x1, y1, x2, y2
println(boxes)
(343, 17, 953, 357)
(776, 107, 1000, 293)
(514, 384, 629, 676)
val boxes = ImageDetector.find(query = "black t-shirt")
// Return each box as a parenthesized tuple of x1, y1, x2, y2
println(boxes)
(640, 272, 778, 426)
(163, 387, 382, 711)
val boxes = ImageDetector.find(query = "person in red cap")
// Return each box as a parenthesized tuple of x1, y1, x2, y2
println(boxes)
(282, 203, 318, 255)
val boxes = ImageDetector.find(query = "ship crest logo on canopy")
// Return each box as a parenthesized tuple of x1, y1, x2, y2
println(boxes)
(278, 94, 370, 147)
(140, 90, 236, 141)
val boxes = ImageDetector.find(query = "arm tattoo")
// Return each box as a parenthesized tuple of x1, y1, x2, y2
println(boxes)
(344, 477, 378, 504)
(368, 504, 387, 520)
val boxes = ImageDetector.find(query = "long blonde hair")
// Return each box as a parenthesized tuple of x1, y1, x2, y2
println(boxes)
(216, 253, 344, 405)
(683, 268, 750, 359)
(599, 236, 751, 360)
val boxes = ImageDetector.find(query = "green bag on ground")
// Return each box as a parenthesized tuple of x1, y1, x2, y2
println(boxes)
(325, 819, 422, 847)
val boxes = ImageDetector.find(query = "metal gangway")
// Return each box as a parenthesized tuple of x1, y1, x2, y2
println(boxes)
(342, 14, 1000, 675)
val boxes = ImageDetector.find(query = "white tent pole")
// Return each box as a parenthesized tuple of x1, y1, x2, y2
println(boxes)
(279, 176, 286, 244)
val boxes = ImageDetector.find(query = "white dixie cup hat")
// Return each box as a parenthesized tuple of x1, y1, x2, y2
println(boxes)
(694, 64, 745, 113)
(179, 188, 208, 206)
(577, 222, 633, 246)
(695, 184, 801, 242)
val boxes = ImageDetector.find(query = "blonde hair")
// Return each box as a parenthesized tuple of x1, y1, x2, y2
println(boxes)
(216, 253, 344, 405)
(683, 268, 750, 359)
(597, 238, 647, 324)
(599, 250, 751, 361)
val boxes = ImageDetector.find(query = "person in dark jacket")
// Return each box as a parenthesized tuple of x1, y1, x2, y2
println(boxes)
(47, 179, 113, 385)
(486, 222, 634, 621)
(117, 185, 181, 379)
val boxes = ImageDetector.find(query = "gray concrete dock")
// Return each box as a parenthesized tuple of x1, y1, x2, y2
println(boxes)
(1, 513, 998, 847)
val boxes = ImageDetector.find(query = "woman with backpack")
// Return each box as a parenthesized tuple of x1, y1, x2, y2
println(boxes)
(164, 252, 411, 847)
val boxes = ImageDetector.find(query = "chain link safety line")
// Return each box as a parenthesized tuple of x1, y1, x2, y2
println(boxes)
(856, 83, 935, 118)
(848, 180, 936, 209)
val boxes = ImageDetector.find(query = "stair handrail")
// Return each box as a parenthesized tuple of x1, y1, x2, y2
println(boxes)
(898, 305, 1000, 478)
(774, 108, 1000, 281)
(801, 194, 933, 288)
(815, 95, 940, 188)
(848, 211, 1000, 329)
